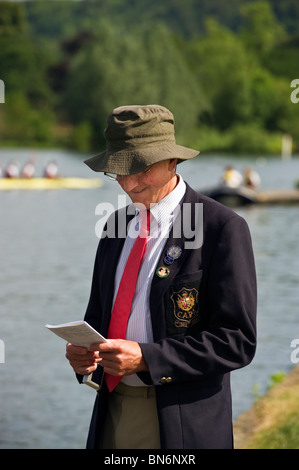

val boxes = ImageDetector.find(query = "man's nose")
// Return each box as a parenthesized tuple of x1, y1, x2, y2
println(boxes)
(118, 174, 140, 191)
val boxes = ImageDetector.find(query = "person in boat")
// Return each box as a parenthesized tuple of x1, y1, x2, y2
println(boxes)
(44, 160, 58, 179)
(243, 167, 261, 190)
(5, 161, 20, 178)
(220, 165, 243, 188)
(22, 159, 36, 179)
(65, 104, 257, 449)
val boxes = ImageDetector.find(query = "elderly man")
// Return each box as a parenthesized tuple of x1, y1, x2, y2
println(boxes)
(66, 105, 257, 449)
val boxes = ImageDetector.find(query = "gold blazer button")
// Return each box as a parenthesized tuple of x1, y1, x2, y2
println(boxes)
(160, 376, 172, 384)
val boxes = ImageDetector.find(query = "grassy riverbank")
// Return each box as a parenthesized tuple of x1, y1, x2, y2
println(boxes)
(233, 365, 299, 449)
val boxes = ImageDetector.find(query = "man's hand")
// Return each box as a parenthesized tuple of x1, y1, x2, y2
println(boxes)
(65, 343, 100, 376)
(89, 339, 148, 377)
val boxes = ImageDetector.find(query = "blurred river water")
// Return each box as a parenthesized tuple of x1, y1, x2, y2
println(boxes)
(0, 148, 298, 448)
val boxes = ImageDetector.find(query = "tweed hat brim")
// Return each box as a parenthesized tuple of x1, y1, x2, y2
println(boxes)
(84, 105, 200, 175)
(84, 143, 199, 175)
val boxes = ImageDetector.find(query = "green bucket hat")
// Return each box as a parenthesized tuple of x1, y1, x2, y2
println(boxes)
(84, 104, 199, 175)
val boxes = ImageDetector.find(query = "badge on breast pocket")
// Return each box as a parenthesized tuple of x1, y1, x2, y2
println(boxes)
(171, 287, 199, 328)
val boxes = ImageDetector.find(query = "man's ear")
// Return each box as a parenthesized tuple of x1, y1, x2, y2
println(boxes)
(168, 158, 177, 172)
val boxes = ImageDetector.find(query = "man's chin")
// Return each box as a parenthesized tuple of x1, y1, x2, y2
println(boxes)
(129, 192, 150, 207)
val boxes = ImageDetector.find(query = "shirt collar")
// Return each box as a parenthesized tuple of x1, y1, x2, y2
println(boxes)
(149, 174, 186, 225)
(129, 174, 186, 229)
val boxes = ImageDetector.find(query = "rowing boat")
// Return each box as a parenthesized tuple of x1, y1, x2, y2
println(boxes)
(200, 186, 299, 207)
(200, 186, 258, 206)
(0, 177, 103, 190)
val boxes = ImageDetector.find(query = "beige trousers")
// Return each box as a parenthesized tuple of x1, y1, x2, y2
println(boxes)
(101, 382, 161, 449)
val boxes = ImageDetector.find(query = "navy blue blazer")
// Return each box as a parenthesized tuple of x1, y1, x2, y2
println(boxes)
(80, 183, 257, 449)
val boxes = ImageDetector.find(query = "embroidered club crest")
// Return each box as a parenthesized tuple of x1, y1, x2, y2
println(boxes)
(171, 287, 199, 328)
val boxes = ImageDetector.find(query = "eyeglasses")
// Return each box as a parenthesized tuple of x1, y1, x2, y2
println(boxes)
(104, 164, 154, 181)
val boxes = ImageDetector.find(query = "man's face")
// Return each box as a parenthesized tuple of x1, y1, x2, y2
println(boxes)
(117, 159, 177, 208)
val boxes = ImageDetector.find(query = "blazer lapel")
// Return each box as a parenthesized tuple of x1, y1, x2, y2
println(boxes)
(151, 183, 198, 288)
(149, 185, 199, 340)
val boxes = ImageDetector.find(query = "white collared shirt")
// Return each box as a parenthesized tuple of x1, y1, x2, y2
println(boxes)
(112, 175, 186, 385)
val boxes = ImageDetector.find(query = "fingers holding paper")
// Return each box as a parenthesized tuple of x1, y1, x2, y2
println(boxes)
(89, 339, 148, 377)
(65, 343, 100, 375)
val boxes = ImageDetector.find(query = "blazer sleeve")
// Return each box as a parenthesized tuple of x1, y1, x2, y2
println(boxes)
(74, 242, 104, 385)
(139, 214, 257, 386)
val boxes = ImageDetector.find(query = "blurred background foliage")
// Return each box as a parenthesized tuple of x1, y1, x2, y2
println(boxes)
(0, 0, 299, 154)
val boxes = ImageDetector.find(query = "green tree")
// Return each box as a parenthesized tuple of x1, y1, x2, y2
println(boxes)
(187, 19, 252, 130)
(0, 1, 28, 36)
(249, 67, 280, 128)
(0, 2, 55, 145)
(1, 91, 54, 145)
(239, 1, 286, 55)
(63, 23, 200, 150)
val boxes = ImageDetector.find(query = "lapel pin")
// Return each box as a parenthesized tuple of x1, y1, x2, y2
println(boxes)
(164, 245, 182, 265)
(156, 266, 170, 278)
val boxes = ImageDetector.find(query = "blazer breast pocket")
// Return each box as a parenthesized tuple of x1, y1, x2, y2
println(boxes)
(164, 270, 203, 336)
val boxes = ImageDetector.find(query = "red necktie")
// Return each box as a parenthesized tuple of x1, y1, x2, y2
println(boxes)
(105, 210, 151, 392)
